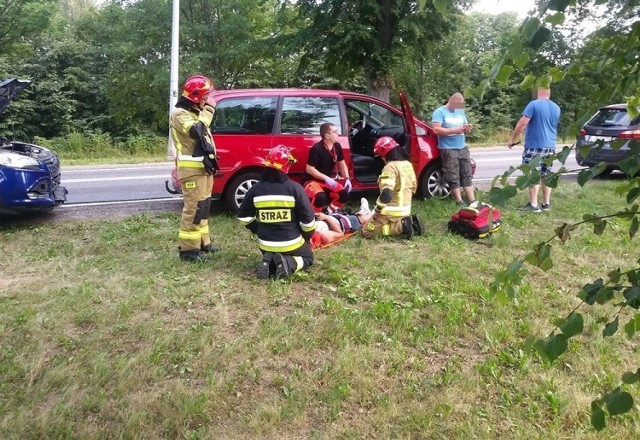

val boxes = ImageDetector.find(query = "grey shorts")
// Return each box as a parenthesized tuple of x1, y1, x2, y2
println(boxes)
(440, 147, 472, 189)
(522, 148, 555, 176)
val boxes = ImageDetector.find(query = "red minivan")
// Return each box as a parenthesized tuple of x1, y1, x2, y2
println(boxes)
(168, 89, 474, 212)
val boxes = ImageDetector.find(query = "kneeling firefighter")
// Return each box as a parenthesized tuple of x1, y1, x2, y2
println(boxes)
(170, 75, 221, 262)
(237, 145, 317, 279)
(362, 136, 424, 238)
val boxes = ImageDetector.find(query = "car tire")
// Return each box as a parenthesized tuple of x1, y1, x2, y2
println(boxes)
(225, 171, 261, 213)
(420, 161, 451, 199)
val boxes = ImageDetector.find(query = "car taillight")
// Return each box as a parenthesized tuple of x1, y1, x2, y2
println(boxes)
(579, 128, 586, 136)
(619, 130, 640, 139)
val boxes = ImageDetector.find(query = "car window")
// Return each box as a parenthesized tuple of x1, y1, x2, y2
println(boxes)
(344, 99, 404, 129)
(588, 109, 633, 127)
(213, 97, 277, 134)
(279, 97, 342, 135)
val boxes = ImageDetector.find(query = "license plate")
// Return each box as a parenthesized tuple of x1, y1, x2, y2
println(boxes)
(586, 135, 613, 142)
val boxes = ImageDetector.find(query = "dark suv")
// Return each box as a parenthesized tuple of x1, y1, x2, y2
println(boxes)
(576, 104, 640, 174)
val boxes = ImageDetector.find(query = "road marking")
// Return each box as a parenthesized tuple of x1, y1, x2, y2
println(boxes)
(62, 175, 169, 183)
(474, 172, 579, 182)
(473, 155, 576, 164)
(62, 165, 174, 173)
(60, 197, 183, 208)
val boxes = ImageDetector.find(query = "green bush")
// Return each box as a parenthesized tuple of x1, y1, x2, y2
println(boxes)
(34, 131, 166, 159)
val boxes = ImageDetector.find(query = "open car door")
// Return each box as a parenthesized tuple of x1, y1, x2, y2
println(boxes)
(398, 91, 419, 166)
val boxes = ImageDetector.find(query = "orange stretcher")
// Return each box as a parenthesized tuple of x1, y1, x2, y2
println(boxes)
(311, 231, 357, 251)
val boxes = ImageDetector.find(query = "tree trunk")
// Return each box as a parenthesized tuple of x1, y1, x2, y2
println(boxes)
(366, 75, 392, 103)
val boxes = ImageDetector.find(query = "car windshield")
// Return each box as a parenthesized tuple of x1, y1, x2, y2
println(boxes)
(588, 109, 637, 127)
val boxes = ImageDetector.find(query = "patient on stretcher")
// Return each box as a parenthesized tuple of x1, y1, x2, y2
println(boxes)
(311, 198, 372, 246)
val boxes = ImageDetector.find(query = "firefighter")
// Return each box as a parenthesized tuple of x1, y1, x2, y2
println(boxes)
(237, 145, 317, 279)
(361, 136, 424, 238)
(170, 75, 220, 262)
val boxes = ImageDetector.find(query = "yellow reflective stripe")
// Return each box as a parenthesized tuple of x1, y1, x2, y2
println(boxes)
(254, 195, 295, 208)
(238, 216, 255, 225)
(178, 161, 205, 169)
(382, 224, 391, 236)
(255, 200, 295, 208)
(381, 205, 411, 217)
(293, 256, 304, 271)
(178, 155, 203, 162)
(257, 236, 305, 252)
(300, 220, 317, 232)
(199, 225, 209, 236)
(179, 230, 201, 240)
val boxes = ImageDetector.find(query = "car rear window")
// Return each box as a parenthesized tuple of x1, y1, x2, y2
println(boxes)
(588, 108, 637, 127)
(279, 97, 342, 135)
(213, 97, 277, 134)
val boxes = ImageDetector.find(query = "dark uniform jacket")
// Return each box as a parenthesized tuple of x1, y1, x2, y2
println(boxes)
(237, 175, 317, 253)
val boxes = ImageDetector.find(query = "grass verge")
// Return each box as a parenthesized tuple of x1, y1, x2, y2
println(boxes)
(1, 182, 639, 439)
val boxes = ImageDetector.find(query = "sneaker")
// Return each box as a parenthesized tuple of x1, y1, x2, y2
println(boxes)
(456, 200, 468, 208)
(412, 214, 425, 236)
(356, 197, 372, 216)
(256, 252, 273, 279)
(401, 216, 414, 239)
(179, 250, 211, 262)
(273, 253, 292, 279)
(541, 203, 551, 211)
(518, 202, 542, 213)
(201, 243, 220, 254)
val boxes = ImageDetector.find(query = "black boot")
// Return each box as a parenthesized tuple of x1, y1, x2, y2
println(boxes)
(179, 249, 211, 262)
(256, 252, 274, 279)
(273, 253, 293, 279)
(412, 214, 425, 236)
(201, 243, 220, 254)
(401, 216, 414, 239)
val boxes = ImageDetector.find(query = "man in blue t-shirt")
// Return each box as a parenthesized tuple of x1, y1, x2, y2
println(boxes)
(431, 92, 476, 207)
(508, 87, 561, 213)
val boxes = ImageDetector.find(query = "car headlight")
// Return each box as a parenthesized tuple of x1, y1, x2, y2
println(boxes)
(0, 152, 41, 169)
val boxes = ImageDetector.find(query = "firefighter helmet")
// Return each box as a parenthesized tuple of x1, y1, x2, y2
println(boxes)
(182, 75, 214, 103)
(265, 145, 297, 173)
(373, 136, 400, 158)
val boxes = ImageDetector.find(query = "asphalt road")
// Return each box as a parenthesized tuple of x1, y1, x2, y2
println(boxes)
(31, 146, 576, 221)
(59, 147, 579, 202)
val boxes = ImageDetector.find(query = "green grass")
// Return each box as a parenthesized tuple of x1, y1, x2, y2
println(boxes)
(1, 182, 639, 439)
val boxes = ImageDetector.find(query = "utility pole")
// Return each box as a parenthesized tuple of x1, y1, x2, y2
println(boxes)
(166, 0, 180, 159)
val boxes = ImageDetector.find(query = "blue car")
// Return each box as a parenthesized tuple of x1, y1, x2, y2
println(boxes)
(0, 78, 67, 216)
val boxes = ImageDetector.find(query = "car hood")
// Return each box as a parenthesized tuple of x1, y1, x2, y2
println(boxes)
(0, 78, 31, 115)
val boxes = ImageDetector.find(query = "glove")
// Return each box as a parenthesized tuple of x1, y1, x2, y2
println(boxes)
(343, 178, 352, 192)
(203, 154, 220, 176)
(323, 176, 338, 189)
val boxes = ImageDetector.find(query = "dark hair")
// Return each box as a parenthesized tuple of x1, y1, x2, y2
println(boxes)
(385, 146, 409, 162)
(320, 123, 335, 138)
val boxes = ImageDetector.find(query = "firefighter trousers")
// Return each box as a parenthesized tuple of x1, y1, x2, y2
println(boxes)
(260, 243, 314, 276)
(178, 168, 213, 252)
(362, 213, 405, 238)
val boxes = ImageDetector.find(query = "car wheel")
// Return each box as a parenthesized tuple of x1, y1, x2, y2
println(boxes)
(420, 162, 451, 199)
(225, 171, 261, 213)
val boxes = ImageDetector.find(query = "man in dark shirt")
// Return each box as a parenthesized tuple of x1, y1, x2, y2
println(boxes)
(304, 122, 351, 213)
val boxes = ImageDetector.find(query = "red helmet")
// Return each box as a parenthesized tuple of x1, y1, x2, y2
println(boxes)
(265, 145, 297, 173)
(182, 75, 214, 103)
(373, 136, 399, 158)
